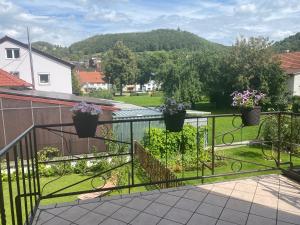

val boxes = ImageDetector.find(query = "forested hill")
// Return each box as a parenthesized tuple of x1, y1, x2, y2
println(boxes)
(32, 29, 227, 60)
(69, 29, 226, 54)
(273, 32, 300, 52)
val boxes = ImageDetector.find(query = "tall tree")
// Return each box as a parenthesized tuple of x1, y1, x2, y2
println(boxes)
(213, 37, 289, 109)
(102, 41, 138, 95)
(71, 71, 81, 95)
(159, 52, 203, 108)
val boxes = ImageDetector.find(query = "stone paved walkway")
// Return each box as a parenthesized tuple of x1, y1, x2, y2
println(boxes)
(33, 174, 300, 225)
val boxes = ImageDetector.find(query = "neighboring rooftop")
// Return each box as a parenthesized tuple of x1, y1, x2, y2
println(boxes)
(78, 71, 105, 84)
(278, 51, 300, 74)
(0, 69, 31, 88)
(0, 88, 117, 107)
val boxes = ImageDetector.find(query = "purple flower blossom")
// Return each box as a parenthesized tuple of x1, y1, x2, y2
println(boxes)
(71, 102, 103, 115)
(159, 98, 189, 115)
(231, 90, 265, 109)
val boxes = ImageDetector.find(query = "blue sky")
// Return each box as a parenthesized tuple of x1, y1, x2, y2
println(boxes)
(1, 0, 300, 46)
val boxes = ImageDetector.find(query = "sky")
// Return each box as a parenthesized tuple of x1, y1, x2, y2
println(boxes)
(0, 0, 300, 46)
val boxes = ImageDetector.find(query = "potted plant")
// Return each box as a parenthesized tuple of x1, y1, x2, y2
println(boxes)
(71, 102, 102, 138)
(159, 98, 189, 132)
(231, 90, 265, 126)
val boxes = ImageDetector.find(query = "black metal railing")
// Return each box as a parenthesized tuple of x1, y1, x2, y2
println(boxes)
(0, 111, 300, 225)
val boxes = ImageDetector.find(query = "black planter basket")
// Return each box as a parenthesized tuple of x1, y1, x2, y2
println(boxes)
(164, 111, 186, 132)
(73, 114, 99, 138)
(241, 106, 261, 126)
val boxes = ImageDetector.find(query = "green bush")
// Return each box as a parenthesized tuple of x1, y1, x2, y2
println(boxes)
(292, 96, 300, 113)
(88, 89, 113, 99)
(262, 115, 300, 153)
(143, 124, 208, 171)
(130, 92, 149, 96)
(150, 91, 164, 97)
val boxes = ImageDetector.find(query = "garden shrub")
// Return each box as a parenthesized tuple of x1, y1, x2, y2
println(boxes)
(143, 124, 208, 171)
(130, 92, 149, 96)
(262, 115, 300, 153)
(292, 96, 300, 113)
(88, 89, 113, 99)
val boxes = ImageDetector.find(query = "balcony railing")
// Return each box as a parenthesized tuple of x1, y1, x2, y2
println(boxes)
(0, 111, 300, 225)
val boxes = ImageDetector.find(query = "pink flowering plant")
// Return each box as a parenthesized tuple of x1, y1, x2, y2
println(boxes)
(159, 98, 189, 115)
(71, 101, 102, 116)
(231, 90, 265, 109)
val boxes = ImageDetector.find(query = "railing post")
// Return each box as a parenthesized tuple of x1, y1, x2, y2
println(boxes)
(212, 117, 216, 175)
(6, 153, 16, 225)
(14, 145, 23, 225)
(196, 118, 199, 177)
(130, 122, 134, 186)
(277, 112, 282, 167)
(0, 160, 7, 225)
(33, 128, 41, 198)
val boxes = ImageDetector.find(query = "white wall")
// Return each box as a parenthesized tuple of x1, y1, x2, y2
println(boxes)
(293, 73, 300, 96)
(0, 40, 72, 93)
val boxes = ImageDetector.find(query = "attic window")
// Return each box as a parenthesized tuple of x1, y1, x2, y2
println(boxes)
(6, 48, 20, 59)
(39, 73, 50, 84)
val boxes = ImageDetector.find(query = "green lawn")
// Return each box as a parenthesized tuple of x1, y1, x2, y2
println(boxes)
(113, 95, 163, 107)
(176, 146, 300, 185)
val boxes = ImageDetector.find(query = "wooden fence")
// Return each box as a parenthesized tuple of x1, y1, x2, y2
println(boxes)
(134, 141, 182, 189)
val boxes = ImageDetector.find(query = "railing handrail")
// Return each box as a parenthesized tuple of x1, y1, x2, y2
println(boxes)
(35, 111, 288, 128)
(0, 124, 34, 157)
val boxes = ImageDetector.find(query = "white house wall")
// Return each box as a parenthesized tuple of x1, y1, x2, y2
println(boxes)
(293, 73, 300, 96)
(0, 40, 72, 93)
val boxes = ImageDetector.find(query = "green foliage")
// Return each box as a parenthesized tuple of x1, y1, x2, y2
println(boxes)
(144, 124, 208, 171)
(292, 96, 300, 113)
(262, 115, 300, 153)
(70, 29, 226, 55)
(273, 32, 300, 52)
(212, 37, 289, 110)
(71, 71, 82, 95)
(73, 158, 88, 175)
(88, 89, 113, 99)
(130, 92, 149, 96)
(102, 41, 138, 95)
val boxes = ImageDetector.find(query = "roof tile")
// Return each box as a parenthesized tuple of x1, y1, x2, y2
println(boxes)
(78, 71, 105, 84)
(0, 69, 32, 87)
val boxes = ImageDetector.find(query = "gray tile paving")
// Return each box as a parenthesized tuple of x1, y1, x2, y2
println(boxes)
(164, 207, 193, 224)
(34, 175, 300, 225)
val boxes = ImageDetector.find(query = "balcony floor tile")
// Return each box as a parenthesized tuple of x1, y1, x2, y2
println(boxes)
(33, 174, 300, 225)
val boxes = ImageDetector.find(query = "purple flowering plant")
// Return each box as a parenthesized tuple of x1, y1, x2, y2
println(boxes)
(231, 90, 265, 109)
(71, 101, 102, 116)
(159, 98, 189, 115)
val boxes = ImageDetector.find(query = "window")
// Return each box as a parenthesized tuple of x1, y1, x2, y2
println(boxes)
(10, 71, 20, 78)
(6, 48, 20, 59)
(39, 74, 50, 84)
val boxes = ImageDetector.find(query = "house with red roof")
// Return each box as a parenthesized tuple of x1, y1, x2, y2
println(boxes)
(278, 51, 300, 96)
(0, 68, 32, 89)
(77, 70, 110, 93)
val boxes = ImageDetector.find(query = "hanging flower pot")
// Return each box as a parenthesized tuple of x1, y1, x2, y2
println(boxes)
(71, 102, 102, 138)
(164, 111, 186, 132)
(159, 98, 189, 132)
(241, 106, 261, 126)
(73, 114, 99, 138)
(231, 90, 265, 127)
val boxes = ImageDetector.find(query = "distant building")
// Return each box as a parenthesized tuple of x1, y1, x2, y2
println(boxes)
(77, 70, 109, 92)
(0, 36, 74, 94)
(123, 80, 161, 93)
(136, 80, 161, 92)
(278, 51, 300, 96)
